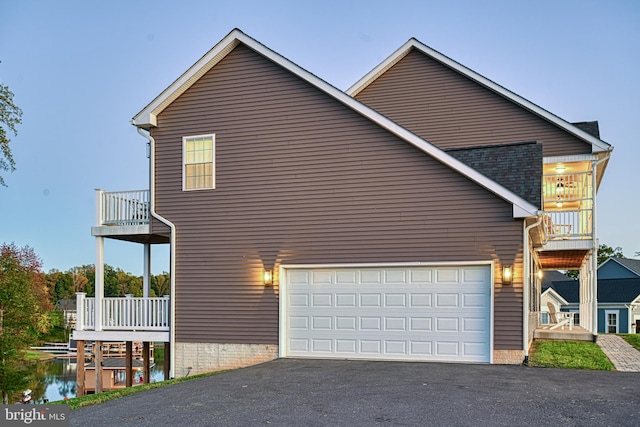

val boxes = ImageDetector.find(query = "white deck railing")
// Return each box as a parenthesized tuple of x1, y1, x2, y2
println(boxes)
(76, 294, 169, 331)
(542, 208, 593, 240)
(542, 171, 593, 240)
(98, 189, 150, 226)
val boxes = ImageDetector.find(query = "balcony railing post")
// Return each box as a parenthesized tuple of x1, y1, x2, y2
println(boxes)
(164, 295, 170, 328)
(76, 292, 86, 331)
(95, 189, 104, 226)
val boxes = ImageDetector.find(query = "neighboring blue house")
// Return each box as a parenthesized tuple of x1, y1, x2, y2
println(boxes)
(598, 257, 640, 279)
(543, 258, 640, 334)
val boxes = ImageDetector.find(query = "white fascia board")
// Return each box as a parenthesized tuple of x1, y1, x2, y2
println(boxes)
(132, 29, 537, 218)
(348, 38, 612, 154)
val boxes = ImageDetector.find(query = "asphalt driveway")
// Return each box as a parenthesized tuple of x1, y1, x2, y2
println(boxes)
(71, 359, 640, 426)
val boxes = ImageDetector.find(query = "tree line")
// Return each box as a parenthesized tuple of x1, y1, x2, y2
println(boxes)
(46, 265, 171, 304)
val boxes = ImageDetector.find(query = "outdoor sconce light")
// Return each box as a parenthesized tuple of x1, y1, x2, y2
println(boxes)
(263, 269, 273, 286)
(537, 270, 544, 280)
(503, 265, 513, 285)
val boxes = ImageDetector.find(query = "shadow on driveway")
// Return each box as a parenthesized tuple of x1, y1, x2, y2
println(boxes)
(71, 359, 640, 426)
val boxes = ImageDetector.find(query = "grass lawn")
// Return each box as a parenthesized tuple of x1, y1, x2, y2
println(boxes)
(49, 370, 226, 410)
(619, 334, 640, 352)
(529, 340, 614, 370)
(24, 349, 56, 361)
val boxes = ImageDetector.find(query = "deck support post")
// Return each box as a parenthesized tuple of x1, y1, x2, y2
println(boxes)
(143, 342, 151, 384)
(164, 341, 170, 380)
(95, 340, 103, 393)
(126, 341, 133, 387)
(76, 340, 85, 397)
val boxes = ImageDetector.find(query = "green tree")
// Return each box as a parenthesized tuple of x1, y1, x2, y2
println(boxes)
(0, 243, 52, 403)
(45, 269, 74, 303)
(566, 244, 624, 279)
(151, 272, 170, 297)
(596, 244, 624, 265)
(0, 73, 23, 187)
(116, 269, 142, 296)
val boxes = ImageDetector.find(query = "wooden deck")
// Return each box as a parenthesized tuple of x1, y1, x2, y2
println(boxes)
(534, 325, 594, 341)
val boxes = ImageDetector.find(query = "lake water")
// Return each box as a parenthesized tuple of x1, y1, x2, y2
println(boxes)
(22, 354, 165, 403)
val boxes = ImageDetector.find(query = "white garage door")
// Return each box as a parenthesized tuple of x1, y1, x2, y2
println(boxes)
(281, 265, 492, 363)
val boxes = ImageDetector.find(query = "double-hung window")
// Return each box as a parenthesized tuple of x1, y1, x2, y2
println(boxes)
(183, 134, 215, 190)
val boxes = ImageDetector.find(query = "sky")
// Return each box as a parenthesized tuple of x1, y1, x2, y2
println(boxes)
(0, 0, 638, 275)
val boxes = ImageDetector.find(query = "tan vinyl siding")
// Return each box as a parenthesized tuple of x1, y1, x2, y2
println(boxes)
(153, 44, 524, 349)
(354, 49, 591, 156)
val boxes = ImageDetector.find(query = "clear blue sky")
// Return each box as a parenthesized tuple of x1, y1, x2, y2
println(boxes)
(1, 0, 638, 275)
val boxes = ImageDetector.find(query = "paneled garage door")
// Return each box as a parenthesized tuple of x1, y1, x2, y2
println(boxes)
(282, 265, 492, 363)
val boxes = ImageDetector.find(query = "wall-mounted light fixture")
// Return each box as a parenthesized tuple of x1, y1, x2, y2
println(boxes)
(263, 269, 273, 286)
(555, 164, 566, 174)
(502, 265, 513, 285)
(537, 270, 544, 280)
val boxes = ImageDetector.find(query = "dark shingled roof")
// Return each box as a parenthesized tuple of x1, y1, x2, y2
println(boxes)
(613, 258, 640, 277)
(446, 141, 542, 208)
(545, 278, 640, 304)
(542, 270, 573, 289)
(572, 121, 600, 139)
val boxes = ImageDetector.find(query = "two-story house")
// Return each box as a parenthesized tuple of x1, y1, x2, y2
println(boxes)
(73, 29, 612, 385)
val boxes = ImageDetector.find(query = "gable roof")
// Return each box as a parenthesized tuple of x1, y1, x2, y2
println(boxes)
(346, 38, 612, 155)
(132, 29, 538, 218)
(599, 257, 640, 277)
(541, 287, 569, 306)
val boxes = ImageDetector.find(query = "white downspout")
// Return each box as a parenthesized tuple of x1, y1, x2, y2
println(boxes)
(137, 126, 177, 379)
(523, 214, 543, 363)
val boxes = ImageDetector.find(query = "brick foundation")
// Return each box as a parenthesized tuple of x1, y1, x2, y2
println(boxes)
(493, 350, 525, 365)
(174, 342, 279, 377)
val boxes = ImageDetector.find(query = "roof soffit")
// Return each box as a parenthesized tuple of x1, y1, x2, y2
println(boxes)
(132, 29, 538, 218)
(347, 38, 613, 155)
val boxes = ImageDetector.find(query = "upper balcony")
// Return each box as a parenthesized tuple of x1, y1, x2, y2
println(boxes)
(91, 189, 169, 243)
(536, 160, 596, 269)
(541, 168, 593, 241)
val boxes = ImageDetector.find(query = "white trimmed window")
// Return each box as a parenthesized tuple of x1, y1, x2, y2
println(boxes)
(541, 313, 549, 324)
(183, 134, 215, 190)
(605, 310, 618, 334)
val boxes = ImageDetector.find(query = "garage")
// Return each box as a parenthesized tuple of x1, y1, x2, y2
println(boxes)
(280, 265, 492, 363)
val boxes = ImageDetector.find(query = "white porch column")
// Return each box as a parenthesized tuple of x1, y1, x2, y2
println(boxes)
(591, 160, 600, 336)
(143, 243, 151, 298)
(592, 245, 599, 335)
(95, 236, 104, 331)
